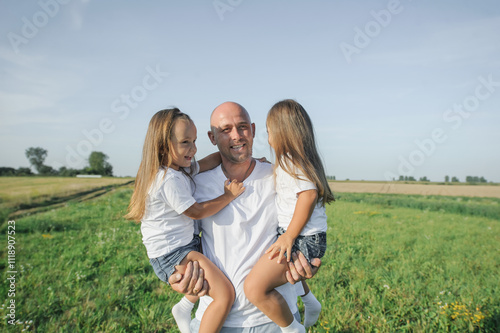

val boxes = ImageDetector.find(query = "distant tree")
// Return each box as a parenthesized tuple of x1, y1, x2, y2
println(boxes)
(408, 176, 416, 181)
(16, 167, 33, 176)
(25, 147, 48, 173)
(445, 175, 450, 182)
(58, 166, 82, 177)
(0, 167, 34, 176)
(87, 151, 113, 176)
(38, 165, 57, 176)
(419, 176, 429, 182)
(451, 176, 460, 182)
(466, 176, 487, 183)
(399, 175, 404, 181)
(466, 176, 478, 183)
(0, 167, 16, 176)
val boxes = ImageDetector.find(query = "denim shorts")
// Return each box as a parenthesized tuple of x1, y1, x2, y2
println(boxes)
(277, 227, 326, 265)
(149, 234, 201, 285)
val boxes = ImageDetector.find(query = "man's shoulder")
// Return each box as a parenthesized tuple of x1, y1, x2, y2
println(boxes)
(253, 160, 274, 180)
(194, 165, 221, 183)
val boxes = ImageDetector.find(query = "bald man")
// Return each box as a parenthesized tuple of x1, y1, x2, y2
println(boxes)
(170, 102, 320, 332)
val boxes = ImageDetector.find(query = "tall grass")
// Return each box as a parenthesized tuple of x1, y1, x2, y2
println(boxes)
(315, 199, 499, 332)
(1, 188, 173, 332)
(1, 189, 498, 332)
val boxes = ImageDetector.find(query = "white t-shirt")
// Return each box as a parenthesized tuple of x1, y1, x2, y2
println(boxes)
(193, 160, 298, 327)
(141, 162, 199, 259)
(276, 163, 327, 236)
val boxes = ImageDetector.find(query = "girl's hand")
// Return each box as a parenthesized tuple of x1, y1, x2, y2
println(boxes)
(224, 179, 245, 198)
(265, 233, 295, 264)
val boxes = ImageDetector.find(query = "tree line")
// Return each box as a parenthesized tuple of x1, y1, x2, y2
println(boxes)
(325, 175, 491, 184)
(397, 175, 490, 183)
(0, 147, 113, 177)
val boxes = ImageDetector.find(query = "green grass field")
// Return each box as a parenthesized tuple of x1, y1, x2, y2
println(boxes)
(1, 180, 499, 332)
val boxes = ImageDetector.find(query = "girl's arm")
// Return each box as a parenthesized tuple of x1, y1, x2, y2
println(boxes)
(266, 189, 318, 263)
(198, 152, 222, 173)
(183, 179, 245, 220)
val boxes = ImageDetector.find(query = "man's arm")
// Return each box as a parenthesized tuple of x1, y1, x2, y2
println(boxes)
(198, 152, 222, 173)
(285, 252, 321, 284)
(168, 261, 208, 296)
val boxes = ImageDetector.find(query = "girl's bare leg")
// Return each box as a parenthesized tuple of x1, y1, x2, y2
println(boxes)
(175, 251, 235, 333)
(244, 254, 292, 327)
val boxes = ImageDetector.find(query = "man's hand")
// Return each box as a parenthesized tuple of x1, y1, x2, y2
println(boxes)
(168, 261, 208, 296)
(285, 252, 321, 284)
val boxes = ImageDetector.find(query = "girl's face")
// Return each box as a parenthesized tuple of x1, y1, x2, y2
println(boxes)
(169, 119, 197, 170)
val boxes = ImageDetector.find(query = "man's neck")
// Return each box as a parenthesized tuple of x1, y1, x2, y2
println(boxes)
(221, 158, 255, 182)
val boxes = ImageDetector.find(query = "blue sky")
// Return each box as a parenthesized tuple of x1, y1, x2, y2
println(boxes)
(1, 0, 499, 182)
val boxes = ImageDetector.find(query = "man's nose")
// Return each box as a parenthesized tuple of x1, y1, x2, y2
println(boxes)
(230, 127, 242, 141)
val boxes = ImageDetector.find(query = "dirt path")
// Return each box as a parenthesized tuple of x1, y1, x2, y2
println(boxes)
(7, 180, 134, 219)
(330, 182, 500, 198)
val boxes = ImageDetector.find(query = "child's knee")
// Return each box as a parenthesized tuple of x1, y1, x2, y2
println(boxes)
(214, 279, 236, 307)
(226, 283, 236, 304)
(244, 277, 261, 304)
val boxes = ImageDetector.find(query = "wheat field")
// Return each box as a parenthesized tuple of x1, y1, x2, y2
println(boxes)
(330, 181, 500, 198)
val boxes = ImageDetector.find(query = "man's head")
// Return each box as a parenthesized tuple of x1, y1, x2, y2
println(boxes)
(208, 101, 255, 164)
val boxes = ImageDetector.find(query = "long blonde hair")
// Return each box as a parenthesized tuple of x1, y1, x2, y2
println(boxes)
(267, 99, 334, 206)
(125, 108, 193, 222)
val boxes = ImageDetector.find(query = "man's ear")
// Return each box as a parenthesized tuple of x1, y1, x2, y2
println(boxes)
(251, 123, 256, 138)
(208, 130, 217, 145)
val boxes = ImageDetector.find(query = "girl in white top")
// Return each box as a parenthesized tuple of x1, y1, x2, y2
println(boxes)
(244, 100, 335, 333)
(126, 108, 244, 333)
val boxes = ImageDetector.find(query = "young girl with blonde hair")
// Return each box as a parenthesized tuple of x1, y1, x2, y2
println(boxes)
(126, 108, 244, 333)
(244, 99, 334, 333)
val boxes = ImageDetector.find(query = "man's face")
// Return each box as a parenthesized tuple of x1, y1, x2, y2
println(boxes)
(209, 104, 255, 164)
